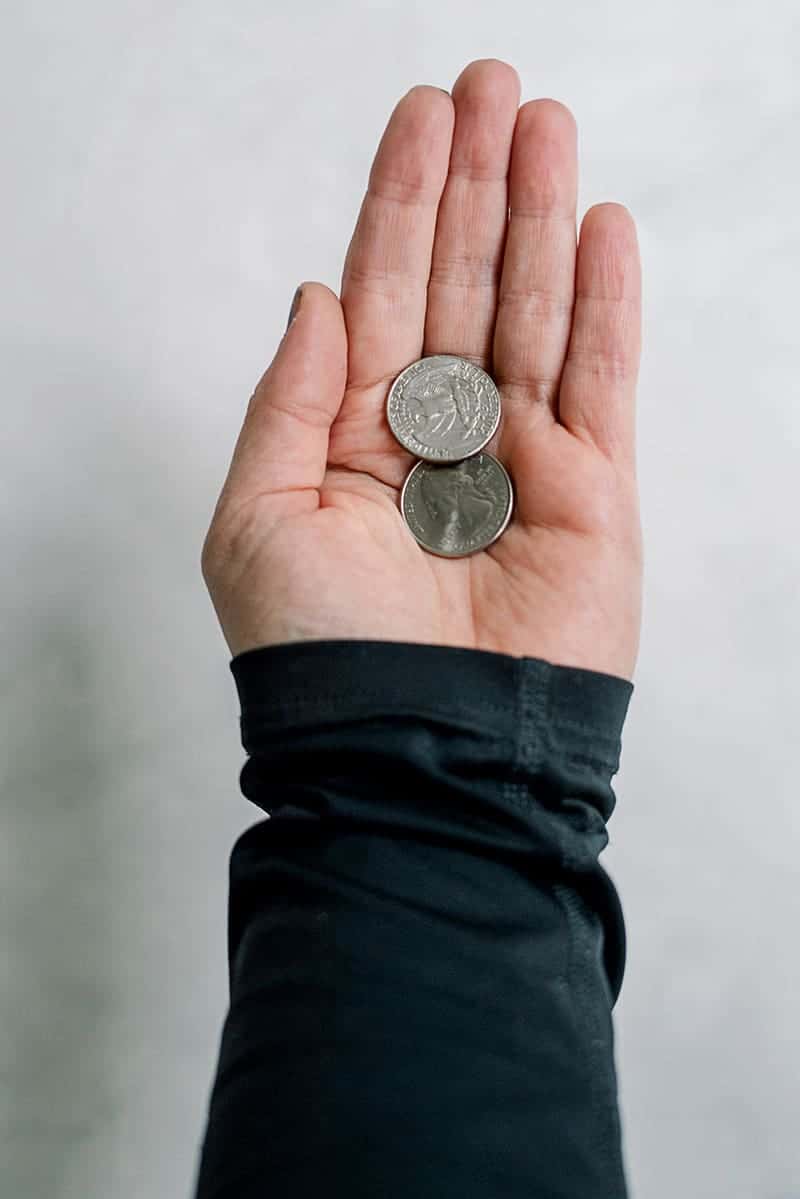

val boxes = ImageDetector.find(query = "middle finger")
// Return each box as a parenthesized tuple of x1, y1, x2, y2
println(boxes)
(423, 59, 521, 372)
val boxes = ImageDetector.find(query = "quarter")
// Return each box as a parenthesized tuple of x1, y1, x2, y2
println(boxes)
(386, 354, 501, 462)
(400, 451, 514, 558)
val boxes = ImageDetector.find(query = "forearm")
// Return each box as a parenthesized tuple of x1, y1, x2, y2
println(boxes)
(193, 639, 633, 1198)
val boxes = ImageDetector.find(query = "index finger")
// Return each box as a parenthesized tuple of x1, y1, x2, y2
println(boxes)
(340, 86, 455, 398)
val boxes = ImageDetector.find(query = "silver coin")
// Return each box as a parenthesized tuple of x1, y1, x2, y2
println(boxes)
(386, 354, 501, 462)
(400, 452, 514, 558)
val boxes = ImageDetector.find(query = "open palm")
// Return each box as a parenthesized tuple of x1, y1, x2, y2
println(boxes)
(201, 59, 643, 681)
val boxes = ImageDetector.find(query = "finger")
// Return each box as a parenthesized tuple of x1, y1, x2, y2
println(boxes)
(558, 203, 641, 465)
(340, 86, 455, 395)
(211, 283, 347, 518)
(423, 59, 520, 369)
(493, 99, 578, 418)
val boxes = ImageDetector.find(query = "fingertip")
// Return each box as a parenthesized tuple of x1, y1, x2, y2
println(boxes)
(284, 280, 343, 329)
(517, 97, 577, 140)
(290, 279, 336, 302)
(382, 86, 455, 174)
(578, 204, 641, 300)
(581, 202, 639, 246)
(402, 83, 455, 114)
(452, 58, 521, 106)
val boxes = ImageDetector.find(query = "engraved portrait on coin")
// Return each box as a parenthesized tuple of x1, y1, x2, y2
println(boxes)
(418, 459, 495, 553)
(400, 452, 514, 558)
(386, 355, 501, 462)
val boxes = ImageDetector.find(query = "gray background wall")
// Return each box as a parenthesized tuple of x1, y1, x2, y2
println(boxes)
(3, 3, 798, 1196)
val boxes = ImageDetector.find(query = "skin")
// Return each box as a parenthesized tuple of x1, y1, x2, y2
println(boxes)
(200, 59, 643, 682)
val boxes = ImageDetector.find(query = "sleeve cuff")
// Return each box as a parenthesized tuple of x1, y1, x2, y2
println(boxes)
(230, 638, 633, 774)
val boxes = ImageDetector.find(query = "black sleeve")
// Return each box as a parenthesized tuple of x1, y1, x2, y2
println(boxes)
(192, 639, 634, 1199)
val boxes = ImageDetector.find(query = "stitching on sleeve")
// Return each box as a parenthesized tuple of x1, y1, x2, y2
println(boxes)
(241, 694, 513, 717)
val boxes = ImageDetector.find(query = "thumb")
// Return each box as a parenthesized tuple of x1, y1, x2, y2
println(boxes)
(222, 281, 348, 510)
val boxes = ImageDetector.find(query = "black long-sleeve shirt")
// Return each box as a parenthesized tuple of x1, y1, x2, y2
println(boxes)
(192, 638, 634, 1198)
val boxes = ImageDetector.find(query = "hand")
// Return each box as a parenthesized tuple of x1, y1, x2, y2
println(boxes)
(201, 59, 643, 681)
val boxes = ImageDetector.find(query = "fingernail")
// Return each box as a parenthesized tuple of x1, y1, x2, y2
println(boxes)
(286, 285, 303, 331)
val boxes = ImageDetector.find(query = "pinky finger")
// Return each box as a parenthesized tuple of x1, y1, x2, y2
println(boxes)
(558, 203, 641, 468)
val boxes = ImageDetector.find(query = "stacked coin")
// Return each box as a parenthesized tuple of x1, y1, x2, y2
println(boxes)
(386, 355, 514, 558)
